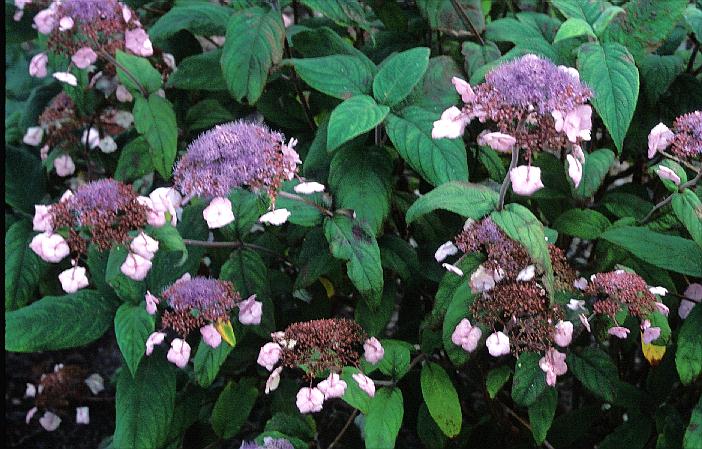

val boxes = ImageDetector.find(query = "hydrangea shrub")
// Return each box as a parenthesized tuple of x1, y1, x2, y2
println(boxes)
(5, 0, 702, 448)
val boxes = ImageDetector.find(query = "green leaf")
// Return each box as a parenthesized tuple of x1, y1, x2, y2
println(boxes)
(552, 0, 606, 24)
(294, 227, 338, 290)
(379, 235, 422, 281)
(418, 0, 485, 35)
(220, 188, 269, 240)
(276, 180, 325, 227)
(385, 106, 469, 186)
(106, 246, 146, 302)
(553, 209, 611, 240)
(441, 265, 478, 366)
(290, 55, 374, 100)
(6, 290, 115, 352)
(486, 365, 512, 399)
(355, 284, 396, 337)
(211, 379, 259, 439)
(114, 355, 176, 449)
(373, 47, 430, 107)
(406, 182, 498, 224)
(528, 388, 558, 445)
(114, 137, 154, 182)
(485, 18, 546, 44)
(600, 226, 702, 277)
(598, 414, 653, 449)
(684, 397, 702, 449)
(116, 51, 162, 94)
(133, 94, 178, 180)
(329, 145, 392, 235)
(512, 352, 548, 407)
(685, 4, 702, 39)
(577, 42, 639, 154)
(264, 412, 317, 441)
(326, 95, 389, 152)
(574, 148, 615, 199)
(186, 99, 236, 132)
(299, 0, 370, 30)
(148, 224, 187, 266)
(341, 366, 372, 413)
(378, 339, 412, 380)
(193, 339, 234, 388)
(462, 41, 501, 79)
(114, 303, 154, 377)
(491, 203, 555, 294)
(221, 6, 285, 104)
(672, 190, 702, 248)
(554, 18, 595, 43)
(5, 145, 46, 214)
(365, 387, 404, 449)
(601, 192, 653, 220)
(324, 215, 383, 305)
(5, 220, 42, 311)
(602, 0, 688, 63)
(167, 50, 227, 91)
(220, 248, 270, 299)
(421, 362, 462, 437)
(408, 56, 463, 114)
(592, 6, 626, 36)
(639, 54, 684, 105)
(417, 403, 448, 449)
(290, 26, 375, 74)
(567, 347, 618, 402)
(676, 305, 702, 385)
(148, 3, 231, 43)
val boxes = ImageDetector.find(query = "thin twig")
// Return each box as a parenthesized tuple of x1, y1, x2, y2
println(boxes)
(327, 409, 359, 449)
(498, 147, 520, 211)
(182, 239, 277, 255)
(659, 151, 701, 172)
(687, 37, 700, 73)
(98, 50, 148, 97)
(278, 190, 333, 217)
(638, 171, 701, 224)
(449, 0, 485, 45)
(501, 402, 556, 449)
(182, 239, 243, 248)
(284, 42, 316, 131)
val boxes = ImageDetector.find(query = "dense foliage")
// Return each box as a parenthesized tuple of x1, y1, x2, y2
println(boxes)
(5, 0, 702, 448)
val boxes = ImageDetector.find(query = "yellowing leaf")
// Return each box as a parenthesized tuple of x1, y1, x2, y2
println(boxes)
(319, 276, 335, 298)
(642, 336, 666, 366)
(215, 319, 237, 347)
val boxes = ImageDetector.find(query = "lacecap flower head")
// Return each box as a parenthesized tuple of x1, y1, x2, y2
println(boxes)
(173, 120, 300, 201)
(160, 277, 241, 337)
(49, 178, 148, 253)
(434, 54, 593, 163)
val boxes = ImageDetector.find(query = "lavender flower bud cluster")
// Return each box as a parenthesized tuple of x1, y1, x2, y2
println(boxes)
(173, 120, 300, 201)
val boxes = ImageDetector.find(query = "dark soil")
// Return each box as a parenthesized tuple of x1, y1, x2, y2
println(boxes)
(5, 331, 121, 449)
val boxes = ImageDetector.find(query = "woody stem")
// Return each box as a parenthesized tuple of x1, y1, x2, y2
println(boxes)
(497, 147, 520, 211)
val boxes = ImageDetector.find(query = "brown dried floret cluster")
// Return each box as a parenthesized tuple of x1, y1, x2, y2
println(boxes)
(34, 365, 89, 411)
(586, 270, 657, 319)
(38, 92, 132, 159)
(472, 281, 564, 354)
(457, 218, 577, 354)
(50, 179, 148, 254)
(276, 319, 366, 379)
